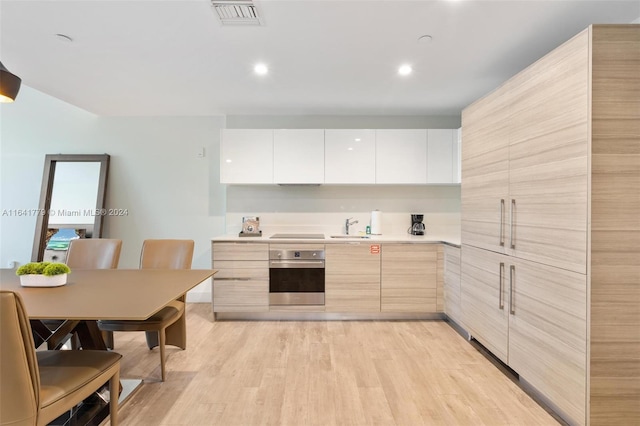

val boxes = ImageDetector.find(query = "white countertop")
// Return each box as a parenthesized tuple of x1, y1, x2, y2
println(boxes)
(212, 233, 460, 247)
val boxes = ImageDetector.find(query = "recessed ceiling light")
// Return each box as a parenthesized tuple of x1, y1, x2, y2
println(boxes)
(347, 147, 354, 151)
(55, 33, 73, 43)
(418, 35, 433, 44)
(354, 138, 361, 142)
(398, 64, 413, 76)
(254, 63, 268, 75)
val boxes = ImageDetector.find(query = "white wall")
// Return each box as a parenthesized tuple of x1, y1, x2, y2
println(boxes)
(1, 86, 98, 267)
(0, 86, 227, 301)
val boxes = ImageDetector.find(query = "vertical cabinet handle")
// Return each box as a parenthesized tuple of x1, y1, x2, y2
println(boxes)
(499, 199, 505, 247)
(509, 265, 515, 315)
(499, 262, 505, 310)
(510, 199, 516, 249)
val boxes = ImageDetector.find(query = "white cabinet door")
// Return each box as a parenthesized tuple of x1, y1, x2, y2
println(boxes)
(375, 129, 427, 184)
(427, 129, 456, 184)
(273, 129, 325, 184)
(220, 129, 273, 184)
(324, 129, 375, 184)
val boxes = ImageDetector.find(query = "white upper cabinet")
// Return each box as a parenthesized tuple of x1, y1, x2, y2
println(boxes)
(375, 129, 427, 184)
(324, 129, 376, 184)
(273, 129, 325, 184)
(427, 129, 457, 184)
(221, 127, 460, 185)
(220, 129, 274, 184)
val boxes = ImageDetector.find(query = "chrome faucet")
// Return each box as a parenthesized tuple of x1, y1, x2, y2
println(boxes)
(345, 217, 358, 235)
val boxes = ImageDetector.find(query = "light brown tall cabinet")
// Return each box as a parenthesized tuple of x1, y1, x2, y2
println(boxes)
(460, 25, 639, 426)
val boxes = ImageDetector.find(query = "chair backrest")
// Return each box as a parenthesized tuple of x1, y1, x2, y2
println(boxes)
(140, 239, 194, 270)
(0, 291, 40, 425)
(66, 238, 123, 269)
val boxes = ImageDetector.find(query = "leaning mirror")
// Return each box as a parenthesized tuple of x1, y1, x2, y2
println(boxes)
(31, 154, 110, 262)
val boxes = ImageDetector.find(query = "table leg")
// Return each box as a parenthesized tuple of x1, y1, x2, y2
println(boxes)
(74, 320, 108, 350)
(29, 319, 52, 347)
(29, 319, 81, 350)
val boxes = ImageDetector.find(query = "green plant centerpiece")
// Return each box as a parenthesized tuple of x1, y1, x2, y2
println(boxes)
(16, 262, 71, 287)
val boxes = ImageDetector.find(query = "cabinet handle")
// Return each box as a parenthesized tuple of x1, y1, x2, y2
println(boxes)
(499, 262, 504, 310)
(510, 199, 516, 249)
(214, 277, 251, 281)
(499, 199, 505, 247)
(509, 265, 515, 315)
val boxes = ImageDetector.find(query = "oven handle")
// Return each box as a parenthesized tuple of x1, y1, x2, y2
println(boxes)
(269, 260, 325, 269)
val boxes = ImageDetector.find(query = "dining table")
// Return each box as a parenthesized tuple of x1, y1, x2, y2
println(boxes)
(0, 267, 216, 424)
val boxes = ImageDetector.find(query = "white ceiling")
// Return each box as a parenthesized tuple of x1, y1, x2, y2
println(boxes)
(1, 0, 638, 117)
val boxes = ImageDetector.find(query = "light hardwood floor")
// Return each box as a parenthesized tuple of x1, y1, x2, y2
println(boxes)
(114, 304, 560, 425)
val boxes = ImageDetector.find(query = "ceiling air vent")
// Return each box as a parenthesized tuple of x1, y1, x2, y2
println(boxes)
(211, 0, 262, 25)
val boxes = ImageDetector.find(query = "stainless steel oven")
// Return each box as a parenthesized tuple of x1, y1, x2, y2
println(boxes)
(269, 248, 325, 305)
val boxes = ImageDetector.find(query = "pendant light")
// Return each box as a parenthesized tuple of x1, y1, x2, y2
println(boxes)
(0, 61, 22, 103)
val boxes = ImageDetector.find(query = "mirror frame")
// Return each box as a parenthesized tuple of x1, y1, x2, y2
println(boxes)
(31, 154, 110, 261)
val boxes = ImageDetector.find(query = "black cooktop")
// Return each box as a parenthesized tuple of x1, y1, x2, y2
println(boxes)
(269, 233, 325, 239)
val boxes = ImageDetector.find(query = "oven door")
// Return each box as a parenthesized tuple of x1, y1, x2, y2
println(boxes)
(269, 259, 325, 305)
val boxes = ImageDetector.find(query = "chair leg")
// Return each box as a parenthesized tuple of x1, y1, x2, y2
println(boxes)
(159, 330, 166, 382)
(109, 369, 120, 425)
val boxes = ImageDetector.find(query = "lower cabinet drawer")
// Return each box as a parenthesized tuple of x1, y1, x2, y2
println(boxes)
(212, 262, 268, 280)
(213, 279, 269, 312)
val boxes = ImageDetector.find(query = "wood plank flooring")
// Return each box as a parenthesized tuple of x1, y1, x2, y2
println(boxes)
(114, 304, 560, 425)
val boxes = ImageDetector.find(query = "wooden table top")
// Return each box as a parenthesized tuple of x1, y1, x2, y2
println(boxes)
(0, 269, 216, 321)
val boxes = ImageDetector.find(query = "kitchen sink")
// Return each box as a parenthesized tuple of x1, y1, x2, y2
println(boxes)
(329, 235, 371, 239)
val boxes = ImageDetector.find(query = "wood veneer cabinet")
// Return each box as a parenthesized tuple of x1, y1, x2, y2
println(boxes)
(461, 246, 510, 362)
(463, 32, 588, 273)
(461, 81, 511, 255)
(325, 243, 381, 312)
(461, 246, 588, 422)
(436, 245, 444, 312)
(460, 25, 639, 425)
(212, 243, 269, 312)
(508, 255, 587, 424)
(443, 245, 462, 325)
(381, 244, 438, 312)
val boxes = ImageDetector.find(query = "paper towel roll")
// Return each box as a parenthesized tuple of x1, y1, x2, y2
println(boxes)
(370, 210, 382, 235)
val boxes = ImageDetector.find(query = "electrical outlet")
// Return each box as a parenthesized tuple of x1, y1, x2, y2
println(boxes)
(7, 260, 17, 269)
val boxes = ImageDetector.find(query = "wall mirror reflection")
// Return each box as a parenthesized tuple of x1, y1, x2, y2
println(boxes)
(32, 154, 110, 262)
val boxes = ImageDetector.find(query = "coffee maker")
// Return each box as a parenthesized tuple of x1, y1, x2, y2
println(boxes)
(410, 214, 425, 235)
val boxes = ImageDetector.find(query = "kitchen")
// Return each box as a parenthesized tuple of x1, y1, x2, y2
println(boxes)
(1, 1, 639, 425)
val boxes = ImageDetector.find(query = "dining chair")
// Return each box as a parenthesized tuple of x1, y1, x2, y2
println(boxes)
(36, 238, 123, 350)
(66, 238, 123, 269)
(98, 239, 195, 381)
(0, 290, 122, 426)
